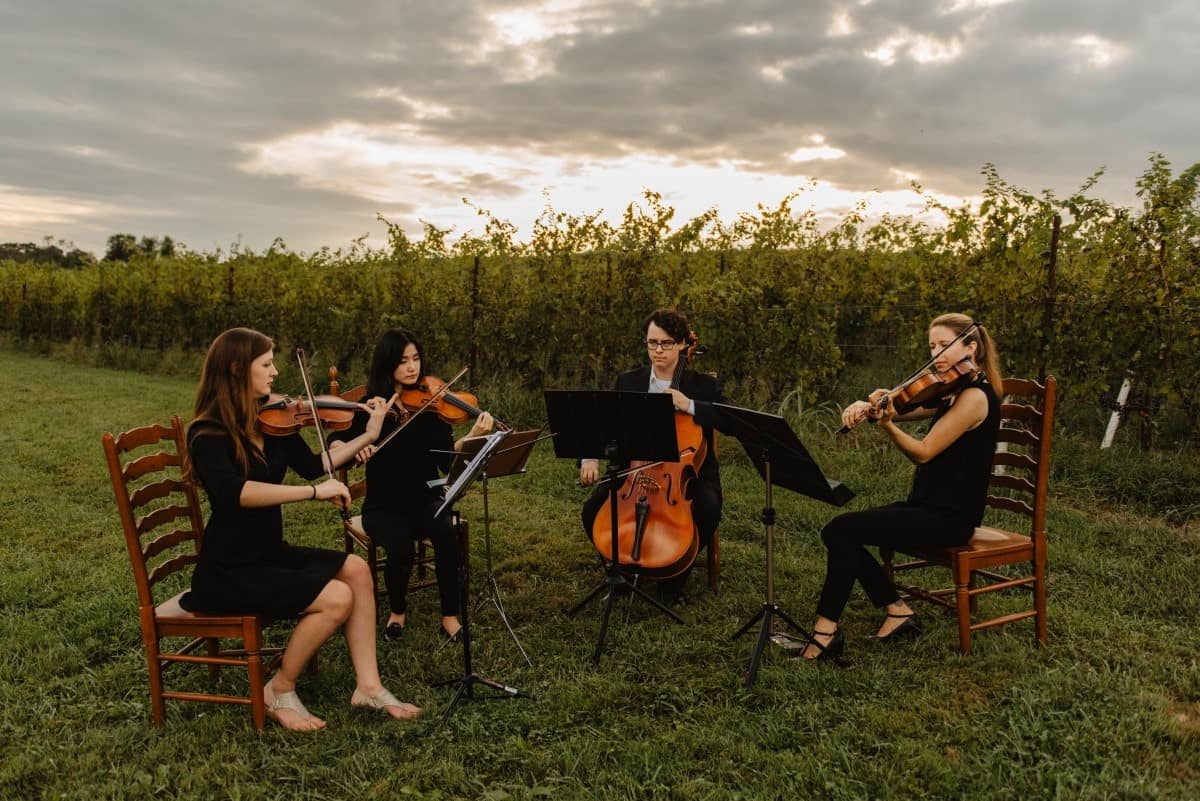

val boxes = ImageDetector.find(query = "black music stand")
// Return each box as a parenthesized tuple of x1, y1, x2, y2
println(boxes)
(544, 389, 683, 664)
(446, 428, 547, 667)
(430, 430, 532, 724)
(715, 403, 854, 687)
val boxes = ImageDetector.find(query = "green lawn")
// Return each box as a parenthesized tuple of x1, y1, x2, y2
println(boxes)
(1, 349, 1197, 801)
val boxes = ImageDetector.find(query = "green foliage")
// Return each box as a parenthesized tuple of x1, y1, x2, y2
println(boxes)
(2, 156, 1198, 444)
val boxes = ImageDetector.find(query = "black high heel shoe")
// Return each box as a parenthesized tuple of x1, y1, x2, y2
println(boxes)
(876, 612, 921, 642)
(791, 628, 845, 662)
(440, 624, 462, 643)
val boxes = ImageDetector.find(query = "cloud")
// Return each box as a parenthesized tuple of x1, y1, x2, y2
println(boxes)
(0, 0, 1196, 254)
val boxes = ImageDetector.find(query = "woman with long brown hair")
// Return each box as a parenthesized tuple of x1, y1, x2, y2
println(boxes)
(181, 327, 421, 730)
(798, 314, 1003, 661)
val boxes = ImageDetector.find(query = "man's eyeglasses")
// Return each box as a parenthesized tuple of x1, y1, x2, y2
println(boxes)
(645, 339, 677, 351)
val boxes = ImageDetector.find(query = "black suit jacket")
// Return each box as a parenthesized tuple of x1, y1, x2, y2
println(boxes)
(611, 366, 727, 487)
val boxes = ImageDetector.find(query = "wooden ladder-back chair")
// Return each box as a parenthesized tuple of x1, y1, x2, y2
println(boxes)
(102, 416, 290, 729)
(882, 375, 1057, 654)
(328, 367, 439, 600)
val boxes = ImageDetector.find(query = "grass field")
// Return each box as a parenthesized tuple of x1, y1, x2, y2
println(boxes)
(1, 348, 1197, 801)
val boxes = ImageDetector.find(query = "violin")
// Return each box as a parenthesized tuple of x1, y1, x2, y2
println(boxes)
(591, 330, 705, 579)
(399, 375, 509, 430)
(257, 393, 364, 437)
(837, 355, 979, 434)
(370, 367, 506, 456)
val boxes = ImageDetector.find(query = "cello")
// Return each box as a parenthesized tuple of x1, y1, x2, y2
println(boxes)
(591, 331, 706, 579)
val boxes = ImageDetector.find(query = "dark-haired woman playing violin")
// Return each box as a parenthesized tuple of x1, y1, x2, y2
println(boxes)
(182, 327, 421, 729)
(331, 328, 493, 644)
(798, 314, 1003, 661)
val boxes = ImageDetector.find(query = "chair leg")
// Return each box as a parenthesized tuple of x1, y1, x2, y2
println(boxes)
(141, 609, 166, 727)
(954, 559, 972, 655)
(1034, 554, 1048, 646)
(968, 572, 978, 614)
(881, 547, 894, 584)
(244, 622, 267, 731)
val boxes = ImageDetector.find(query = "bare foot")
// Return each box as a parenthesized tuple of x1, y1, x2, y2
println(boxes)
(265, 682, 326, 731)
(351, 686, 423, 720)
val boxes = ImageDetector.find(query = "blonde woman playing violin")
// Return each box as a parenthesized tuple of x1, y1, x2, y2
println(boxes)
(798, 314, 1003, 661)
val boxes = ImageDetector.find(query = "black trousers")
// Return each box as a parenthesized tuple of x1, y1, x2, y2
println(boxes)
(816, 501, 975, 622)
(581, 476, 721, 594)
(363, 499, 459, 618)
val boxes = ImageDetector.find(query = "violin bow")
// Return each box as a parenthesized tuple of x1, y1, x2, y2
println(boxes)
(371, 366, 470, 454)
(837, 320, 982, 435)
(295, 348, 349, 520)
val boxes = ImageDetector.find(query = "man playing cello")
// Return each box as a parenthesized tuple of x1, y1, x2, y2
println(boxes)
(579, 308, 727, 605)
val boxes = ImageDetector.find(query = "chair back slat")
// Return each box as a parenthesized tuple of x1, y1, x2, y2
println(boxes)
(129, 478, 188, 509)
(990, 474, 1035, 495)
(124, 451, 180, 482)
(993, 451, 1036, 472)
(144, 528, 194, 561)
(113, 423, 176, 452)
(1000, 377, 1045, 397)
(996, 427, 1040, 449)
(998, 402, 1042, 424)
(985, 494, 1034, 517)
(137, 504, 191, 535)
(148, 553, 198, 586)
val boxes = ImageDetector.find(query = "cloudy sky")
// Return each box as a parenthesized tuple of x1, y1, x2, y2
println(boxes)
(1, 0, 1196, 255)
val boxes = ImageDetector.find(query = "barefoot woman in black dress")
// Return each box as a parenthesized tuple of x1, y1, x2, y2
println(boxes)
(180, 327, 421, 730)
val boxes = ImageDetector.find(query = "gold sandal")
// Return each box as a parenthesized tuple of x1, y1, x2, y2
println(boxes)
(350, 687, 423, 720)
(265, 688, 322, 730)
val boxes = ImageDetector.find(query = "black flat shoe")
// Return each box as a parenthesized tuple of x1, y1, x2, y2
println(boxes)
(791, 628, 845, 662)
(877, 612, 921, 642)
(383, 621, 405, 641)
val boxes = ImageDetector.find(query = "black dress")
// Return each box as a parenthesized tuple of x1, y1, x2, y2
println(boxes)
(180, 424, 347, 618)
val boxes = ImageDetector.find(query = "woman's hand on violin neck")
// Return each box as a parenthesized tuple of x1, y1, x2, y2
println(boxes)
(314, 478, 352, 510)
(842, 400, 872, 429)
(467, 411, 495, 438)
(362, 393, 400, 439)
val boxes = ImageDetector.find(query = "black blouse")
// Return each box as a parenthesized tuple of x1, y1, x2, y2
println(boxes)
(907, 375, 1001, 527)
(333, 408, 454, 512)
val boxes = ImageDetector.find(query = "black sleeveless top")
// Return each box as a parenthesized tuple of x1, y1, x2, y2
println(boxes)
(906, 375, 1001, 527)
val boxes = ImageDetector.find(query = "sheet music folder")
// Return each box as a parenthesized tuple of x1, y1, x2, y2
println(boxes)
(447, 427, 545, 482)
(543, 390, 678, 463)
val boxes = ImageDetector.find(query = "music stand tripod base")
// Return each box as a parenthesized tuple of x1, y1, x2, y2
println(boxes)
(714, 402, 854, 687)
(430, 433, 532, 724)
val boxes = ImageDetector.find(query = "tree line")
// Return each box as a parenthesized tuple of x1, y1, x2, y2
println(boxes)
(2, 156, 1197, 447)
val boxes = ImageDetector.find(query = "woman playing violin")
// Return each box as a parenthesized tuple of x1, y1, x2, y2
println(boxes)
(181, 327, 421, 729)
(798, 313, 1003, 661)
(331, 327, 494, 643)
(580, 308, 727, 604)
